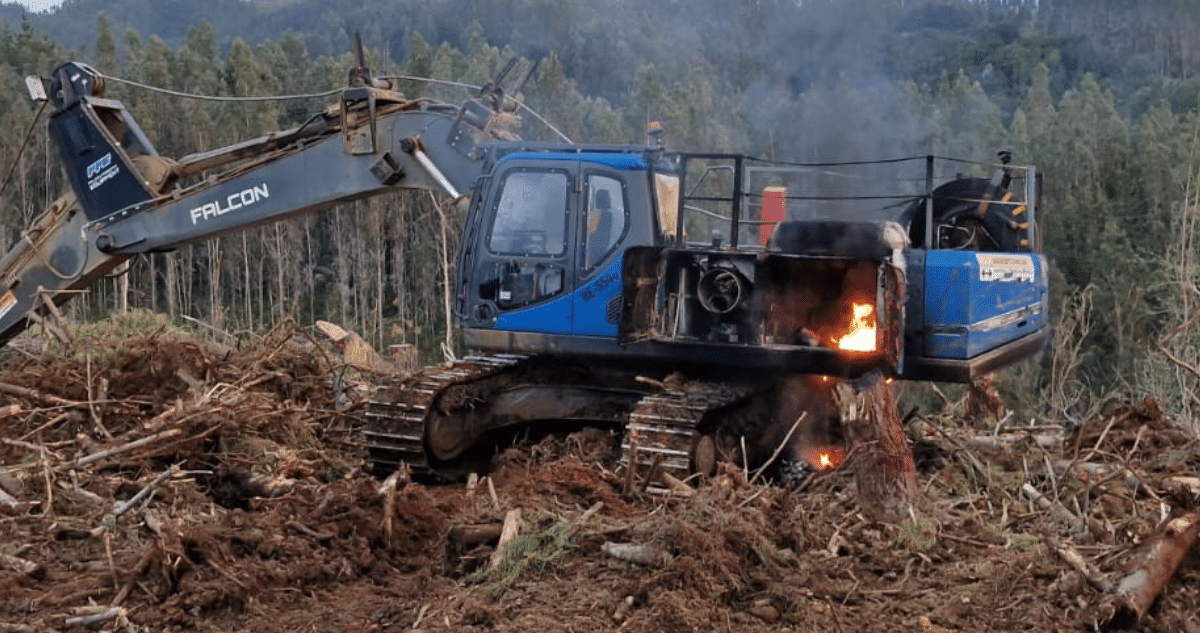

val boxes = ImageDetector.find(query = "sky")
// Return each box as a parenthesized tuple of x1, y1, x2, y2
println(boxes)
(6, 0, 64, 12)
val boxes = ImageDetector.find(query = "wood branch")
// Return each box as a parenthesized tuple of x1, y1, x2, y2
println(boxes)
(18, 411, 76, 443)
(378, 465, 408, 546)
(0, 403, 20, 419)
(967, 432, 1062, 452)
(1161, 475, 1200, 498)
(63, 607, 124, 628)
(0, 382, 77, 406)
(92, 467, 181, 536)
(0, 553, 44, 580)
(612, 595, 635, 623)
(1102, 507, 1200, 627)
(1021, 482, 1084, 533)
(1052, 540, 1113, 593)
(640, 453, 664, 494)
(0, 486, 19, 510)
(602, 541, 672, 567)
(486, 476, 501, 511)
(36, 288, 75, 346)
(1053, 461, 1141, 488)
(657, 472, 696, 497)
(922, 422, 992, 488)
(835, 375, 921, 522)
(25, 310, 71, 348)
(285, 520, 334, 541)
(572, 501, 604, 529)
(749, 412, 806, 486)
(622, 434, 639, 496)
(489, 508, 522, 570)
(109, 545, 157, 609)
(65, 428, 183, 469)
(84, 355, 112, 441)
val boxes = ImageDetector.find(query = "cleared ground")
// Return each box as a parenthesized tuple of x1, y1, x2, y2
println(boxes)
(1, 326, 1197, 632)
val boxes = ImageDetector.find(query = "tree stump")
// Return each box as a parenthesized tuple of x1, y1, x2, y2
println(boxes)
(835, 373, 921, 522)
(966, 373, 1006, 422)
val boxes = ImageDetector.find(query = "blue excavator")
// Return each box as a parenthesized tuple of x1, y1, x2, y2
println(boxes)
(0, 45, 1048, 479)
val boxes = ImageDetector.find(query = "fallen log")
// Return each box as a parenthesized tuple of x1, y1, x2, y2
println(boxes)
(448, 523, 504, 552)
(1102, 507, 1200, 628)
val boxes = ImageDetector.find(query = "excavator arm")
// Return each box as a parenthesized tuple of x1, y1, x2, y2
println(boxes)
(0, 52, 530, 345)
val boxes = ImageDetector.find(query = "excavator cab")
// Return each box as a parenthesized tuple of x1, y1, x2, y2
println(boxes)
(456, 147, 660, 350)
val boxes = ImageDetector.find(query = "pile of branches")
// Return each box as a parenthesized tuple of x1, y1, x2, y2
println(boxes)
(0, 321, 360, 629)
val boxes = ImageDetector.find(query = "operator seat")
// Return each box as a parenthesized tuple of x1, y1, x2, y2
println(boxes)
(587, 189, 614, 268)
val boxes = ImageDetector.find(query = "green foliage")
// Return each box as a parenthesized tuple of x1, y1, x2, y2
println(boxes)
(896, 515, 937, 552)
(467, 520, 580, 597)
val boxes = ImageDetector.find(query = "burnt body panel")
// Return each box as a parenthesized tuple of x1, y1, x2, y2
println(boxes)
(618, 244, 903, 378)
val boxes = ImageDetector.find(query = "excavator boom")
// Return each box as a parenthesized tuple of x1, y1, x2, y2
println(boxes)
(0, 58, 523, 345)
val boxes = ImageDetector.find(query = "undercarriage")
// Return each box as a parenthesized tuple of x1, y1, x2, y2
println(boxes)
(362, 355, 845, 482)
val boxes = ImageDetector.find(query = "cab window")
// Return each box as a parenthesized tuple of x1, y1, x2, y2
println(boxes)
(489, 170, 569, 256)
(584, 175, 626, 271)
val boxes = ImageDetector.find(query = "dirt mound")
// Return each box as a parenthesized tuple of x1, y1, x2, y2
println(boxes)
(1, 330, 1199, 632)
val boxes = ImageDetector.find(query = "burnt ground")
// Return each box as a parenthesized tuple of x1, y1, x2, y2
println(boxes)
(1, 325, 1199, 633)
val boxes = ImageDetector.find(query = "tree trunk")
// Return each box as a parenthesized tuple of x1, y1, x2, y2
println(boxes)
(1102, 507, 1200, 628)
(835, 374, 921, 522)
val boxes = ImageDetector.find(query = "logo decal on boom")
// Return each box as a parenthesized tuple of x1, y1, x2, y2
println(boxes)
(189, 184, 270, 224)
(85, 152, 119, 191)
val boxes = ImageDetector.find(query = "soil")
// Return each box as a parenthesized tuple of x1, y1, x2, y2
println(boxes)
(1, 328, 1199, 633)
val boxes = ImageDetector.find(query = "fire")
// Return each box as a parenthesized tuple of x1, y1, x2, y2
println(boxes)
(802, 446, 845, 471)
(835, 303, 876, 352)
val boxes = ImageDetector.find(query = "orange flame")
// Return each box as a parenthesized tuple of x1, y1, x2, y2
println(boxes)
(835, 303, 877, 352)
(802, 446, 845, 471)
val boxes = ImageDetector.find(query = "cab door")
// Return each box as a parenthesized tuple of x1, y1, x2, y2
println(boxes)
(571, 171, 629, 336)
(467, 158, 578, 334)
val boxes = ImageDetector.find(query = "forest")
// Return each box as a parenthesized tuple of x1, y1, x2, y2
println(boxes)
(0, 0, 1199, 428)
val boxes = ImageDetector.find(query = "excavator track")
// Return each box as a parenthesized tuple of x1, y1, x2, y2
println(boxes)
(362, 354, 528, 475)
(620, 383, 753, 482)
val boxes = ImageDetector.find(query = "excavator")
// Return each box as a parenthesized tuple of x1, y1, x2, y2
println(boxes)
(0, 46, 1049, 481)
